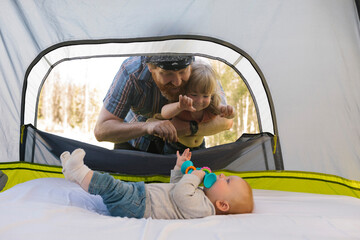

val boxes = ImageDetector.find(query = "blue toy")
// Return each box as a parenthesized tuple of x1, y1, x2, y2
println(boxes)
(181, 160, 217, 188)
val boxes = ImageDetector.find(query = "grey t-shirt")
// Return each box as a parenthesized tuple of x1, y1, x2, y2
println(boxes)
(143, 170, 215, 219)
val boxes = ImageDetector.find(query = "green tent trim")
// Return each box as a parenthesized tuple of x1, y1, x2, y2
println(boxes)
(1, 162, 359, 198)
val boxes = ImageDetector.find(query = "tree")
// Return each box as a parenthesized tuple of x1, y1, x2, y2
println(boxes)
(205, 60, 259, 147)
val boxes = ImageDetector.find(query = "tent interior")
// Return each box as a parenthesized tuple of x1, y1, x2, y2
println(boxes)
(1, 0, 360, 239)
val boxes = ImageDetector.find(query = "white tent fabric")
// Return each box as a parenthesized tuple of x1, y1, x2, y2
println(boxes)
(0, 0, 360, 181)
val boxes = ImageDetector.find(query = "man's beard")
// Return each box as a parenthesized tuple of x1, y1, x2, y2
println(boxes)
(158, 82, 186, 102)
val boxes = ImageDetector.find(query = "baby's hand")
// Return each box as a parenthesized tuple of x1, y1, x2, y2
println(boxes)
(219, 105, 235, 119)
(191, 170, 205, 181)
(179, 95, 196, 112)
(175, 148, 192, 169)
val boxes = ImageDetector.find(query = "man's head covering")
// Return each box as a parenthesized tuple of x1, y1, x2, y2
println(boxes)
(145, 55, 194, 71)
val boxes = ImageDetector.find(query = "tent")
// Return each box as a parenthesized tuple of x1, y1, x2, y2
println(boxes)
(0, 0, 360, 239)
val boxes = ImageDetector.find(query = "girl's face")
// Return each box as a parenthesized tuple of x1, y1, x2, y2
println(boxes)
(187, 90, 212, 111)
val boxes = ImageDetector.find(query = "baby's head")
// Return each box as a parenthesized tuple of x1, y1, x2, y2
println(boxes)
(203, 173, 254, 215)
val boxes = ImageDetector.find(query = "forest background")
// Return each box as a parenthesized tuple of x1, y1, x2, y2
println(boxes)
(38, 57, 259, 149)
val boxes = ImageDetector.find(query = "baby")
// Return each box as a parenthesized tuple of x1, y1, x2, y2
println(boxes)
(61, 148, 254, 219)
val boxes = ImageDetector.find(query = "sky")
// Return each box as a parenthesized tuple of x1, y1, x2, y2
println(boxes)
(57, 57, 127, 92)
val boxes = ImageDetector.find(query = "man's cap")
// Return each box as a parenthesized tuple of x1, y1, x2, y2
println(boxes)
(145, 55, 194, 71)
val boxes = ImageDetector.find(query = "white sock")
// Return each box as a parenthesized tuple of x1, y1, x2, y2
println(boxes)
(60, 148, 90, 185)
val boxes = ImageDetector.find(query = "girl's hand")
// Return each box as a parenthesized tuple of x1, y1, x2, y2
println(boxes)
(219, 105, 235, 119)
(179, 95, 196, 112)
(175, 148, 192, 170)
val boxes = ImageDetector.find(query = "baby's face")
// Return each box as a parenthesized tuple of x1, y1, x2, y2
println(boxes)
(204, 174, 249, 201)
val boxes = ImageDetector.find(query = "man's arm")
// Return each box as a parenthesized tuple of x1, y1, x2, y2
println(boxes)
(171, 115, 233, 137)
(94, 106, 178, 143)
(197, 115, 233, 136)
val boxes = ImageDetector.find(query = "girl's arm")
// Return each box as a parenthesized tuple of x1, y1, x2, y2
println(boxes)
(161, 102, 183, 119)
(161, 95, 196, 119)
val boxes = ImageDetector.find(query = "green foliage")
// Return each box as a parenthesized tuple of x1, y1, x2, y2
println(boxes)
(38, 74, 101, 133)
(205, 60, 259, 147)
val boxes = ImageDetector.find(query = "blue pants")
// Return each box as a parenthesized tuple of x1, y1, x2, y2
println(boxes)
(88, 171, 146, 218)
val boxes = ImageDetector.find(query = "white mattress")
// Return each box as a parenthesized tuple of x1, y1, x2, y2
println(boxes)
(0, 178, 359, 240)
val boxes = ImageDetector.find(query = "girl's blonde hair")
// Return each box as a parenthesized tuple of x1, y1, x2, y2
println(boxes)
(185, 61, 221, 115)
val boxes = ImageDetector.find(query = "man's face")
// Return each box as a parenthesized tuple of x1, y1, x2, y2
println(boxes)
(148, 65, 192, 101)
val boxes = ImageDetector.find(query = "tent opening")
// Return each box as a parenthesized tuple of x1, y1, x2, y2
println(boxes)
(19, 38, 283, 172)
(37, 56, 260, 149)
(21, 38, 281, 171)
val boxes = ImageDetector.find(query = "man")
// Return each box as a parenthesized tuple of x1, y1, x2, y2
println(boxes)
(94, 55, 233, 153)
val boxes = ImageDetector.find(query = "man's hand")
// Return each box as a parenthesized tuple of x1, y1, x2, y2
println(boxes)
(219, 105, 235, 119)
(175, 148, 192, 170)
(145, 119, 178, 143)
(191, 169, 205, 181)
(178, 95, 196, 112)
